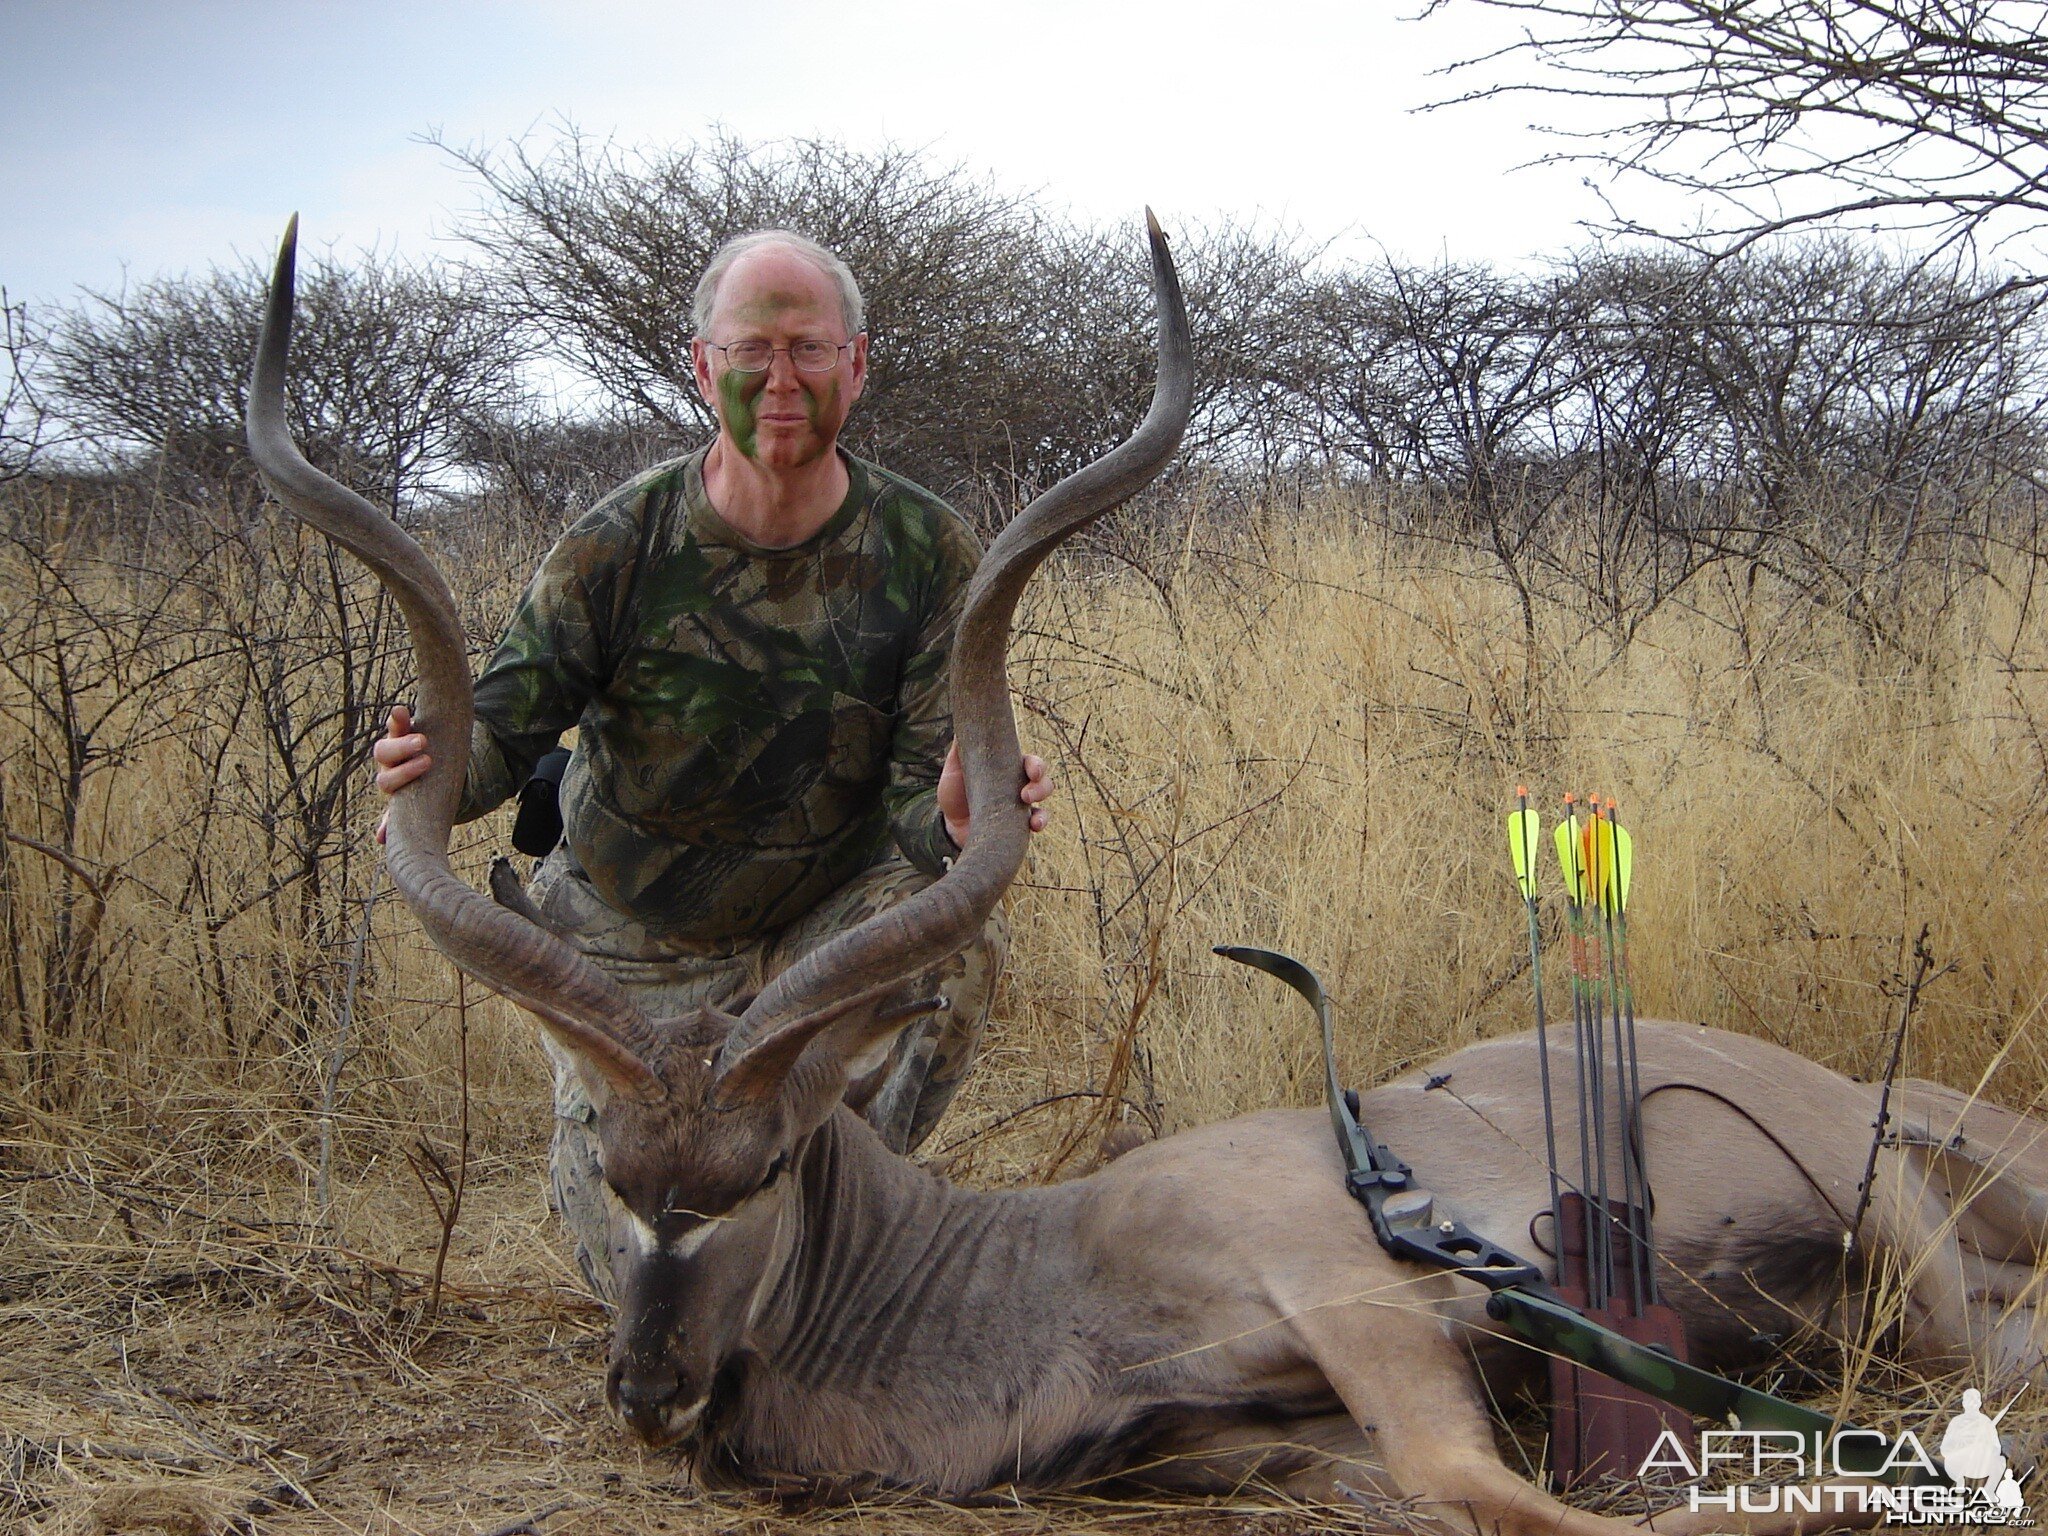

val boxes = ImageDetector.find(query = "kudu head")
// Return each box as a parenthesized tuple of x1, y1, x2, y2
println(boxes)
(247, 212, 1191, 1447)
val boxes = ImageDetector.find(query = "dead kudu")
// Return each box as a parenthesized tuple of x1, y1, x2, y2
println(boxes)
(247, 215, 2047, 1535)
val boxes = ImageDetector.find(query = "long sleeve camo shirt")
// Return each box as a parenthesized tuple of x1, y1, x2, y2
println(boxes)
(458, 446, 981, 942)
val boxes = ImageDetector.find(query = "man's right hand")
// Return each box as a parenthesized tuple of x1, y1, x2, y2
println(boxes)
(371, 704, 432, 845)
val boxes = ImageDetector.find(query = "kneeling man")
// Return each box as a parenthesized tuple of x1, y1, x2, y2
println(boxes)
(373, 229, 1048, 1298)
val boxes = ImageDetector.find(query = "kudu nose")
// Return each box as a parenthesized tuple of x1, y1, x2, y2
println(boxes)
(608, 1360, 683, 1435)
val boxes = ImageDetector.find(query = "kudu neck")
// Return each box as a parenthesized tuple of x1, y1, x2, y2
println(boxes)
(745, 1108, 1075, 1385)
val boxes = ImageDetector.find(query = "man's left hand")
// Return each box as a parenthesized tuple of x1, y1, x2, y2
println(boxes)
(938, 740, 1051, 851)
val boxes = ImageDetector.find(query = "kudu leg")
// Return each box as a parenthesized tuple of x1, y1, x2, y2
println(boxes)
(1284, 1292, 1897, 1535)
(1112, 1412, 1383, 1499)
(1853, 1143, 2048, 1391)
(1282, 1291, 1640, 1536)
(1882, 1085, 2048, 1386)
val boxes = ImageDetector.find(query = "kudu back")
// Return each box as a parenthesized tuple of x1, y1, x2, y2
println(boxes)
(249, 216, 2046, 1536)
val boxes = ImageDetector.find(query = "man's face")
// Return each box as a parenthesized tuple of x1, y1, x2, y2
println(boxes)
(692, 246, 867, 471)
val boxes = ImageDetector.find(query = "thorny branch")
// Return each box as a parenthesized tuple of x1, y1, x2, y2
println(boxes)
(1425, 0, 2048, 258)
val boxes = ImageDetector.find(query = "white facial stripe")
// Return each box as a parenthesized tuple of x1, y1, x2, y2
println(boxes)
(670, 1219, 718, 1259)
(624, 1183, 781, 1260)
(625, 1211, 662, 1258)
(744, 1193, 789, 1333)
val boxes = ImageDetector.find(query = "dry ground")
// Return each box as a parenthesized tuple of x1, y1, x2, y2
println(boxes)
(6, 500, 2047, 1532)
(1, 1147, 1391, 1536)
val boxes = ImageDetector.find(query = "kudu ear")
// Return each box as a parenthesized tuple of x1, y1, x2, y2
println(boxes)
(488, 857, 576, 942)
(712, 985, 946, 1109)
(484, 858, 668, 1104)
(515, 994, 671, 1104)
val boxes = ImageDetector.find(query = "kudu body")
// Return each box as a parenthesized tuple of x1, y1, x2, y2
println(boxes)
(249, 216, 2047, 1536)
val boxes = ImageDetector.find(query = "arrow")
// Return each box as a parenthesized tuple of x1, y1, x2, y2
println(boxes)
(1508, 785, 1563, 1238)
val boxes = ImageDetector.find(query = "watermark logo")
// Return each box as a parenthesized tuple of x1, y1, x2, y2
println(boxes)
(1637, 1388, 2034, 1526)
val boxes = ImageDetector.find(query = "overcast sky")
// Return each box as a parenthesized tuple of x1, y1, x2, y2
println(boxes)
(0, 0, 1681, 311)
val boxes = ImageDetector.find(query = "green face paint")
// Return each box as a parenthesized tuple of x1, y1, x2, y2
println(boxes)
(805, 376, 842, 434)
(718, 367, 761, 459)
(726, 288, 813, 328)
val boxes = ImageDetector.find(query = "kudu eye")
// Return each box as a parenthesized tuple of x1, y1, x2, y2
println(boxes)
(757, 1153, 790, 1194)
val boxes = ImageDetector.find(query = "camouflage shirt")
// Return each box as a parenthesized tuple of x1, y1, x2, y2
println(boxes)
(459, 447, 980, 941)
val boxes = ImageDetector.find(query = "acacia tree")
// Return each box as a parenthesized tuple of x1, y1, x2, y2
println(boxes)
(1423, 0, 2048, 258)
(46, 250, 529, 512)
(440, 129, 1317, 510)
(31, 250, 529, 1061)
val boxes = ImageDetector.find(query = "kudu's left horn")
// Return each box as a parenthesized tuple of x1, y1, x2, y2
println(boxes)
(244, 216, 666, 1101)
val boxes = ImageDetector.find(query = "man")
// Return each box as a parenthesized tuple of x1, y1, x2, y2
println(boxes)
(373, 229, 1049, 1299)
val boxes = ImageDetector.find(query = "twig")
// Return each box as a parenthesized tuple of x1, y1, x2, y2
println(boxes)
(4, 1434, 211, 1472)
(925, 1090, 1154, 1162)
(1, 826, 110, 897)
(1847, 925, 1947, 1254)
(405, 970, 473, 1319)
(477, 1501, 573, 1536)
(318, 871, 382, 1225)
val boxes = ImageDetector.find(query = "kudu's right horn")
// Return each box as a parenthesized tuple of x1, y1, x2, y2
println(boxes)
(712, 210, 1194, 1104)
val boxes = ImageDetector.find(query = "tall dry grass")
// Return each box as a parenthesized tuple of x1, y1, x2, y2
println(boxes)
(4, 482, 2046, 1182)
(989, 500, 2048, 1169)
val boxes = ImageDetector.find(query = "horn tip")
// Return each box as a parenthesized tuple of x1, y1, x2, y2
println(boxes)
(1144, 206, 1164, 240)
(269, 216, 301, 295)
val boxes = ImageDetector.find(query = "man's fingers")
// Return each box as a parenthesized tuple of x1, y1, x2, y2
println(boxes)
(374, 754, 432, 796)
(372, 733, 428, 768)
(1019, 754, 1053, 805)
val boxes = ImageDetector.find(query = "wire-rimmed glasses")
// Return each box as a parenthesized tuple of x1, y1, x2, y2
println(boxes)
(702, 339, 854, 373)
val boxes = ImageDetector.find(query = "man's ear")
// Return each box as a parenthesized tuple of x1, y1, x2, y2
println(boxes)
(847, 332, 869, 406)
(691, 337, 716, 407)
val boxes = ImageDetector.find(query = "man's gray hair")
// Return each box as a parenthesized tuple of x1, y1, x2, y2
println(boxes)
(693, 230, 866, 337)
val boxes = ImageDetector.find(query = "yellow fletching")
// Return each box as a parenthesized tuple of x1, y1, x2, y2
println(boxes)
(1506, 808, 1541, 900)
(1578, 819, 1600, 909)
(1614, 822, 1633, 912)
(1553, 818, 1586, 903)
(1585, 816, 1620, 913)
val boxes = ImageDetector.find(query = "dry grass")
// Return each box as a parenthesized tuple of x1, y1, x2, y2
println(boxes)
(4, 488, 2046, 1532)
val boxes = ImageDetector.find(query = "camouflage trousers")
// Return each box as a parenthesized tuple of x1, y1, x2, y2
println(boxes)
(525, 844, 1007, 1303)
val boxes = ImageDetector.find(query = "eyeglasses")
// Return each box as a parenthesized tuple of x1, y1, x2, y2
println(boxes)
(702, 339, 854, 373)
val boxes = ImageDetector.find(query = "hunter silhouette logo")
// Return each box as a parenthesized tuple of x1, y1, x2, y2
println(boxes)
(1939, 1389, 2033, 1522)
(1638, 1388, 2035, 1526)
